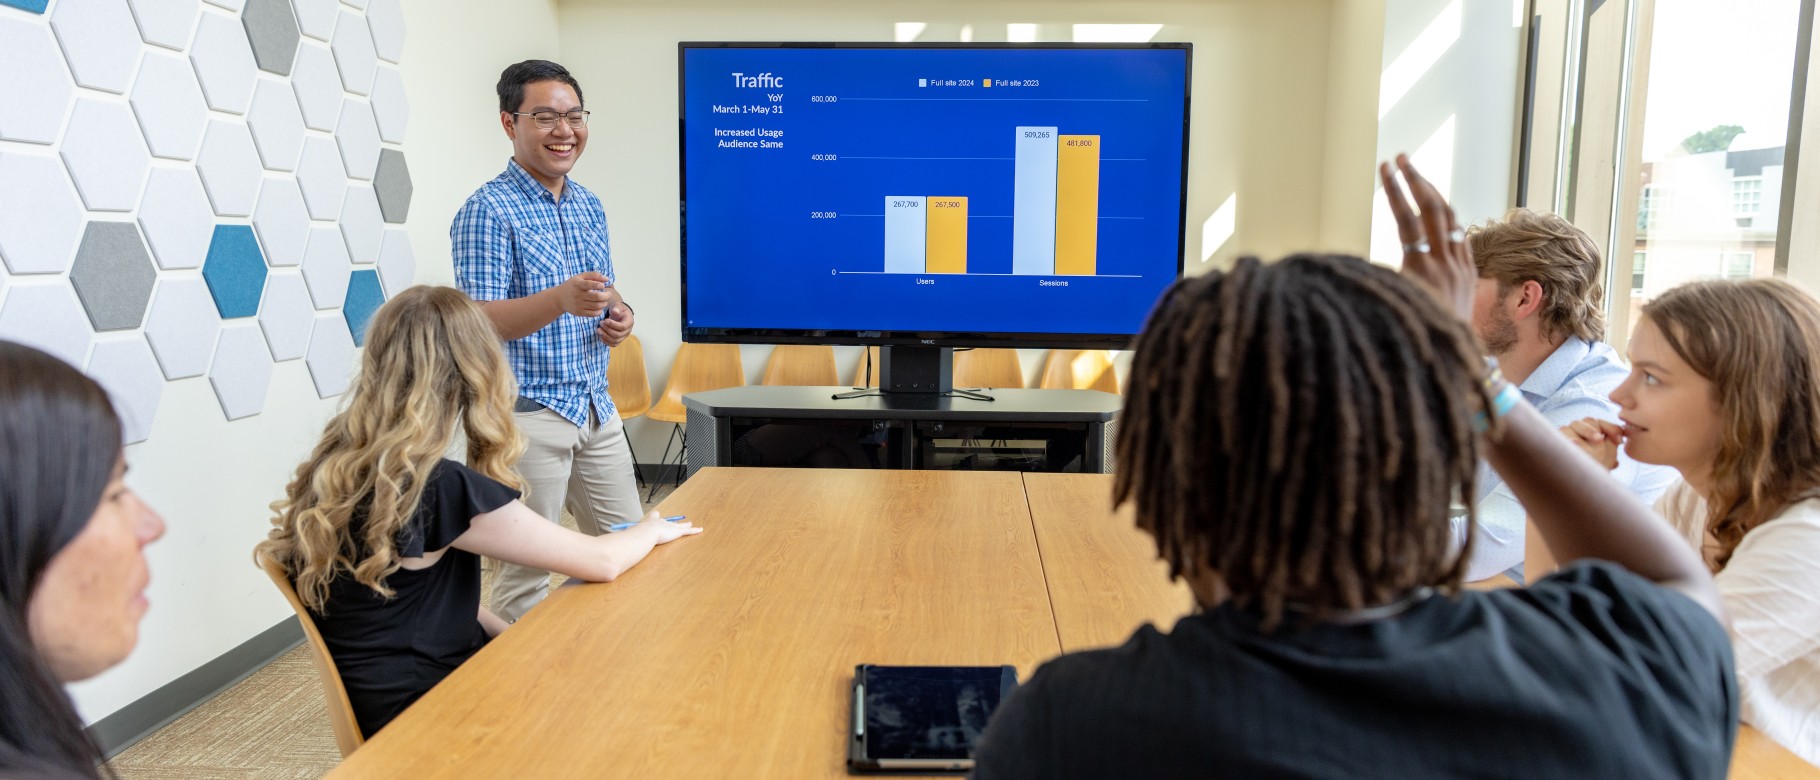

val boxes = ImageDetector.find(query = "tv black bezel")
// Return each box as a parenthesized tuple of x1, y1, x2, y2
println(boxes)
(677, 40, 1192, 350)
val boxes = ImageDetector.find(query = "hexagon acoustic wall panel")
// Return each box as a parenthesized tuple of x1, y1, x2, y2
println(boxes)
(1, 0, 408, 438)
(70, 222, 158, 331)
(201, 225, 266, 318)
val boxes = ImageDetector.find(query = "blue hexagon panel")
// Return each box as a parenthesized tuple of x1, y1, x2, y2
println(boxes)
(201, 225, 268, 318)
(342, 268, 383, 346)
(0, 0, 48, 13)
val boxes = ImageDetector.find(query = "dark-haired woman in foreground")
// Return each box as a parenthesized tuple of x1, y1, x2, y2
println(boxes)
(971, 158, 1735, 778)
(0, 342, 166, 779)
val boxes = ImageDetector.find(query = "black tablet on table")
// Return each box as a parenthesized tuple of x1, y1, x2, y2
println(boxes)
(847, 664, 1019, 775)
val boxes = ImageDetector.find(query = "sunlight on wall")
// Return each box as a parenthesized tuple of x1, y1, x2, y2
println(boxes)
(1201, 192, 1238, 263)
(895, 22, 927, 42)
(1378, 0, 1461, 120)
(1073, 23, 1164, 43)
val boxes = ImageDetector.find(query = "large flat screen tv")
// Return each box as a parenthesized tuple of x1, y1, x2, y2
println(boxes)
(679, 42, 1190, 391)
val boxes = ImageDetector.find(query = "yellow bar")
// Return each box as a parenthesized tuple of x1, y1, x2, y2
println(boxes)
(1055, 135, 1100, 275)
(926, 197, 968, 274)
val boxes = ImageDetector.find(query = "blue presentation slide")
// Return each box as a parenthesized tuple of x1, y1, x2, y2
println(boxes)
(681, 46, 1189, 336)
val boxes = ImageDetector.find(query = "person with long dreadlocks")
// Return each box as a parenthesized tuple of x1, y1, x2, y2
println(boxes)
(970, 157, 1736, 779)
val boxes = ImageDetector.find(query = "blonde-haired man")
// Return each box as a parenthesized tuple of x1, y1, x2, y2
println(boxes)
(1462, 209, 1677, 581)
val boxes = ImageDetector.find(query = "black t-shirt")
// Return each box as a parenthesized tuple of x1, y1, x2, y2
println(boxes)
(307, 459, 520, 737)
(972, 562, 1737, 779)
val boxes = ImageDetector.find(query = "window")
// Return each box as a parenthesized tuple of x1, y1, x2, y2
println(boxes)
(1632, 252, 1648, 293)
(1637, 185, 1673, 233)
(1724, 252, 1756, 279)
(1733, 177, 1763, 215)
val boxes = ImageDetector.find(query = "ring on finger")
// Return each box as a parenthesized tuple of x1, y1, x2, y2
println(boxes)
(1447, 228, 1467, 243)
(1402, 241, 1431, 253)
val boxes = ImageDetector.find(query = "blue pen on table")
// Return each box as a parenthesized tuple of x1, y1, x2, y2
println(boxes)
(606, 515, 687, 532)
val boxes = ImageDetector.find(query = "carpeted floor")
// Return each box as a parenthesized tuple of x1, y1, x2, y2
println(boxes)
(105, 483, 678, 779)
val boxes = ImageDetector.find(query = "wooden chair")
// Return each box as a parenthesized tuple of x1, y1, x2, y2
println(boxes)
(851, 346, 883, 387)
(1036, 350, 1119, 394)
(953, 348, 1024, 389)
(259, 554, 364, 757)
(606, 334, 652, 486)
(761, 345, 838, 386)
(646, 343, 745, 500)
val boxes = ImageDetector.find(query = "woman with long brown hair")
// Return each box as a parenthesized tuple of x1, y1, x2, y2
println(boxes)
(256, 286, 699, 738)
(1567, 278, 1820, 764)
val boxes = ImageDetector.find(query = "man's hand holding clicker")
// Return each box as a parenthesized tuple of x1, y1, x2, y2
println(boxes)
(560, 271, 614, 318)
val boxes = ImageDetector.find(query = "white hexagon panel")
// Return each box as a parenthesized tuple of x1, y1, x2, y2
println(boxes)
(292, 42, 342, 132)
(340, 184, 383, 263)
(258, 271, 313, 360)
(342, 0, 367, 10)
(197, 119, 264, 217)
(330, 9, 376, 96)
(190, 9, 259, 115)
(293, 0, 336, 42)
(209, 323, 275, 420)
(377, 227, 414, 297)
(0, 283, 93, 369)
(130, 51, 210, 161)
(0, 152, 85, 275)
(144, 277, 223, 379)
(253, 177, 310, 267)
(248, 78, 306, 171)
(203, 0, 246, 10)
(50, 0, 142, 94)
(301, 226, 351, 309)
(367, 0, 404, 64)
(137, 167, 215, 271)
(86, 336, 165, 444)
(306, 311, 355, 398)
(60, 99, 153, 213)
(370, 66, 408, 144)
(335, 98, 381, 180)
(127, 0, 203, 51)
(0, 18, 77, 144)
(296, 135, 346, 219)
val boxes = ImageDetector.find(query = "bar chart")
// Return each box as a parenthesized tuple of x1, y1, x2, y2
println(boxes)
(882, 127, 1103, 276)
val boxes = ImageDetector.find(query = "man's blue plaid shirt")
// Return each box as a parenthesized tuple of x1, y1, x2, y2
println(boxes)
(451, 159, 615, 427)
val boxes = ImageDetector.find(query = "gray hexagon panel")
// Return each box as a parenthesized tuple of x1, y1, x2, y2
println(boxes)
(70, 222, 158, 331)
(258, 271, 312, 360)
(296, 134, 346, 219)
(305, 311, 355, 398)
(126, 0, 203, 51)
(143, 277, 223, 379)
(340, 184, 383, 263)
(366, 0, 404, 64)
(137, 167, 215, 270)
(242, 0, 300, 76)
(61, 99, 153, 212)
(0, 282, 93, 369)
(292, 0, 335, 42)
(300, 225, 351, 309)
(253, 176, 310, 267)
(87, 336, 165, 444)
(0, 17, 77, 144)
(0, 152, 85, 275)
(374, 148, 410, 224)
(291, 41, 342, 132)
(130, 50, 210, 161)
(50, 0, 142, 94)
(376, 228, 414, 297)
(248, 77, 306, 171)
(370, 65, 407, 144)
(330, 10, 377, 96)
(197, 119, 264, 217)
(335, 98, 381, 180)
(191, 9, 258, 114)
(209, 322, 274, 420)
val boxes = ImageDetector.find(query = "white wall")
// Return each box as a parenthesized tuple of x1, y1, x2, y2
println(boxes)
(70, 0, 563, 726)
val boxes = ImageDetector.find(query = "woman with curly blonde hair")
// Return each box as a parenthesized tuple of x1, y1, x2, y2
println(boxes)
(256, 286, 699, 737)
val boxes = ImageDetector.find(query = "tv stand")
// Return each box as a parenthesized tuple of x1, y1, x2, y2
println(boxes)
(830, 345, 994, 401)
(682, 386, 1118, 475)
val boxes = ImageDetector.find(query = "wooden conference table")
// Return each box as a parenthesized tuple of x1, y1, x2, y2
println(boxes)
(328, 469, 1814, 778)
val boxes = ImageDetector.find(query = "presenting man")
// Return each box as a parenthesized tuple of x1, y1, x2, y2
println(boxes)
(1460, 208, 1678, 581)
(452, 60, 640, 620)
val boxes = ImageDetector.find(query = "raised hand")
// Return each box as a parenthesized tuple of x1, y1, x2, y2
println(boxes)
(1379, 154, 1475, 321)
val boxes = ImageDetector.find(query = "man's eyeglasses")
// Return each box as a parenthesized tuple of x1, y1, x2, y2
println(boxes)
(511, 110, 591, 130)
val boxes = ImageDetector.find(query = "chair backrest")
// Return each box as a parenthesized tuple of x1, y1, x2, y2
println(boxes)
(761, 345, 838, 386)
(852, 346, 883, 387)
(953, 348, 1024, 389)
(1036, 350, 1119, 394)
(649, 343, 746, 423)
(606, 334, 652, 419)
(259, 554, 365, 757)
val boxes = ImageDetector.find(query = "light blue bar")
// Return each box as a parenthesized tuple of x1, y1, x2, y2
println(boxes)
(884, 196, 927, 273)
(1012, 126, 1059, 275)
